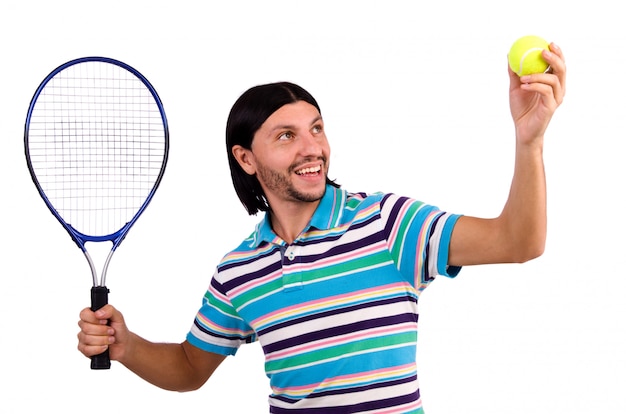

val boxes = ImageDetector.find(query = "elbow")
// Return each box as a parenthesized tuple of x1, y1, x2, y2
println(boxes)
(172, 373, 213, 393)
(177, 384, 203, 393)
(516, 245, 544, 263)
(163, 379, 205, 393)
(513, 237, 546, 263)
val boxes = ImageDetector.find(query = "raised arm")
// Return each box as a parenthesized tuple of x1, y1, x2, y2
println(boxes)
(448, 42, 566, 267)
(77, 304, 225, 392)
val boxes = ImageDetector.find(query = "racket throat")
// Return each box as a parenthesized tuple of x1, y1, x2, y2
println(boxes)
(84, 249, 115, 287)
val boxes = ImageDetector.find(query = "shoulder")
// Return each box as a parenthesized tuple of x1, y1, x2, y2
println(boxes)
(339, 189, 437, 223)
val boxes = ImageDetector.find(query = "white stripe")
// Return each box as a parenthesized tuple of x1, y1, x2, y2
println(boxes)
(268, 379, 420, 410)
(261, 294, 417, 346)
(427, 212, 451, 279)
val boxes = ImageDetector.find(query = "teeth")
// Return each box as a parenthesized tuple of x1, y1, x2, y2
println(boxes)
(296, 166, 321, 175)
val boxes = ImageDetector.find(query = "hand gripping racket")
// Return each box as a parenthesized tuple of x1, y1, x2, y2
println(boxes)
(24, 57, 169, 369)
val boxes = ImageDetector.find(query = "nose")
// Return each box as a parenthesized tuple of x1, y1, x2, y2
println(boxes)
(298, 131, 325, 157)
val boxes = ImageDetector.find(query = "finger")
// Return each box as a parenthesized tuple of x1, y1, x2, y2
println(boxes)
(544, 48, 565, 78)
(520, 81, 560, 113)
(78, 317, 113, 336)
(77, 329, 114, 346)
(524, 75, 562, 105)
(80, 303, 117, 323)
(78, 307, 99, 323)
(77, 327, 115, 357)
(544, 44, 567, 95)
(77, 338, 110, 358)
(519, 66, 564, 105)
(548, 42, 565, 64)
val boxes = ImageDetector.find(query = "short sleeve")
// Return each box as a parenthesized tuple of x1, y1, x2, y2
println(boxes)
(187, 273, 257, 356)
(380, 193, 462, 293)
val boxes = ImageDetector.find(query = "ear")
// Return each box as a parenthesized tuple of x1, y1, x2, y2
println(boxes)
(232, 145, 256, 175)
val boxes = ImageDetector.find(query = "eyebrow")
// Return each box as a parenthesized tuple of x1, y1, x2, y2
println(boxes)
(270, 115, 323, 133)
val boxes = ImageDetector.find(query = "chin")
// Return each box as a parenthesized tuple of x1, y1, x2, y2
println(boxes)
(290, 183, 326, 203)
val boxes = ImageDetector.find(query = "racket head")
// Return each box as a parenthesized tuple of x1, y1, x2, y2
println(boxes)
(24, 57, 169, 370)
(24, 56, 169, 253)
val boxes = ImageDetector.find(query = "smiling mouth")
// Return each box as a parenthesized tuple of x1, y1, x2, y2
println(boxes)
(295, 165, 322, 176)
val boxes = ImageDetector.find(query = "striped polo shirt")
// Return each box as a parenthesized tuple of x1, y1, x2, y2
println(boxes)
(187, 184, 461, 413)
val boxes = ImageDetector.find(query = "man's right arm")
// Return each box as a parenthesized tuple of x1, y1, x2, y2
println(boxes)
(78, 304, 226, 392)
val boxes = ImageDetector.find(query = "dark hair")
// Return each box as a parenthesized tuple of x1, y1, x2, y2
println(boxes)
(226, 82, 339, 215)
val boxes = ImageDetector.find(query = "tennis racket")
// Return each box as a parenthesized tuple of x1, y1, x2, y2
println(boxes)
(24, 57, 169, 370)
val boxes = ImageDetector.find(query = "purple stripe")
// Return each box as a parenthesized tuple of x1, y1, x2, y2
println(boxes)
(192, 319, 252, 342)
(270, 387, 420, 413)
(263, 312, 418, 353)
(297, 232, 384, 266)
(291, 214, 383, 266)
(422, 213, 443, 283)
(220, 250, 283, 292)
(381, 194, 409, 240)
(219, 244, 280, 271)
(257, 295, 417, 337)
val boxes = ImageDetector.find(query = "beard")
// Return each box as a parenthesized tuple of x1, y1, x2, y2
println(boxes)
(256, 158, 327, 203)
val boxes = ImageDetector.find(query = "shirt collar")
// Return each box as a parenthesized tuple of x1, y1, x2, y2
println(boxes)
(251, 184, 345, 247)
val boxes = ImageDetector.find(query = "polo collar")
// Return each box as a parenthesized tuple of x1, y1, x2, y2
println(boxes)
(251, 184, 345, 247)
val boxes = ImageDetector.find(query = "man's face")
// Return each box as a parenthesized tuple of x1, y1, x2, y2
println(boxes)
(235, 101, 331, 208)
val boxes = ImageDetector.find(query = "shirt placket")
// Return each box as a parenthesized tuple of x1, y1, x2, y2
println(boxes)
(281, 244, 303, 291)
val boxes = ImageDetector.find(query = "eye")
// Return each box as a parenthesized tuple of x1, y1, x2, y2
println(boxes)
(312, 124, 323, 134)
(278, 131, 294, 141)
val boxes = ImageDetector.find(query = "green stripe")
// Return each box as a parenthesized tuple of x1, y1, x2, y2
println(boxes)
(230, 277, 283, 308)
(232, 251, 392, 308)
(207, 293, 239, 317)
(389, 201, 423, 263)
(328, 189, 344, 227)
(266, 331, 417, 373)
(300, 250, 391, 282)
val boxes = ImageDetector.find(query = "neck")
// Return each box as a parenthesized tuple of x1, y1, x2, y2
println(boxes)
(268, 200, 319, 244)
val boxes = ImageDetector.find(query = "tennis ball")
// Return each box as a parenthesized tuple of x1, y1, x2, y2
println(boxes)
(508, 35, 550, 76)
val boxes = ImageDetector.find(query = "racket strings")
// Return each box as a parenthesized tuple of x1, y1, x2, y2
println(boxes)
(27, 61, 167, 237)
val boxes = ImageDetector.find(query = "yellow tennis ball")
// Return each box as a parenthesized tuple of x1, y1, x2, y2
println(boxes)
(508, 35, 550, 76)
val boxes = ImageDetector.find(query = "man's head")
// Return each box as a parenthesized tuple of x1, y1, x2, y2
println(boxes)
(226, 82, 338, 215)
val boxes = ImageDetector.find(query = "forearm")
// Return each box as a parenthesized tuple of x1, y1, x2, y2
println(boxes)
(119, 334, 217, 392)
(448, 138, 546, 267)
(498, 136, 547, 262)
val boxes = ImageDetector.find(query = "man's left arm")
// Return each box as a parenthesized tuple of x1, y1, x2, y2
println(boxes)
(448, 42, 566, 267)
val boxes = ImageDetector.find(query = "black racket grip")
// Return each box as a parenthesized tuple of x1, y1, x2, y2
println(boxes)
(90, 286, 111, 370)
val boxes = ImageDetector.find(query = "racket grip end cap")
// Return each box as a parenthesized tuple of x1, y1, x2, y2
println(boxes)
(91, 351, 112, 370)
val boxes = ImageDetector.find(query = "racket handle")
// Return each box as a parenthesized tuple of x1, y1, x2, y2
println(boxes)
(90, 286, 111, 370)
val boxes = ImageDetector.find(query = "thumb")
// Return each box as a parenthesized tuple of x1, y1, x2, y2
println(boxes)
(508, 60, 521, 91)
(94, 304, 122, 323)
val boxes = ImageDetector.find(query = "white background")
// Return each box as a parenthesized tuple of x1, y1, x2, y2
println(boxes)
(1, 1, 624, 413)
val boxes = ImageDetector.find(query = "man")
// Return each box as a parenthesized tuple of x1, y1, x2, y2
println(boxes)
(78, 43, 566, 413)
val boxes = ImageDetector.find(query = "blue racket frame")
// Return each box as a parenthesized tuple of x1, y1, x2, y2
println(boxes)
(24, 56, 170, 369)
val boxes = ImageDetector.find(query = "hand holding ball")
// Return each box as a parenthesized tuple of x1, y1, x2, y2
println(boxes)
(508, 35, 550, 76)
